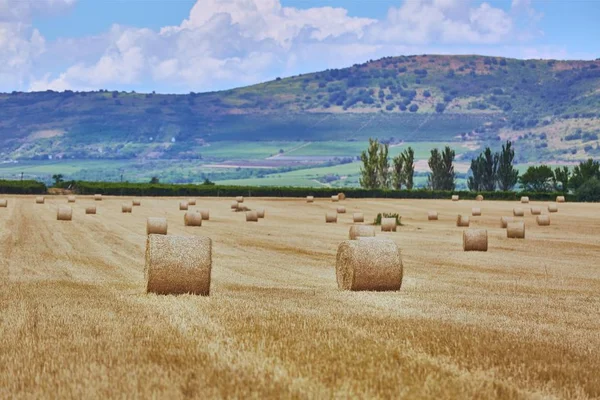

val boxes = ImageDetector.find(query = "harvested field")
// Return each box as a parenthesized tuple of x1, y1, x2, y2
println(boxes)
(0, 196, 599, 399)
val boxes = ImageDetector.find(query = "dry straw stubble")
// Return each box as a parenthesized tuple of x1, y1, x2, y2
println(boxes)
(57, 206, 72, 221)
(381, 217, 397, 232)
(507, 221, 526, 238)
(147, 217, 168, 235)
(349, 225, 376, 240)
(353, 213, 364, 223)
(184, 212, 203, 226)
(463, 229, 488, 251)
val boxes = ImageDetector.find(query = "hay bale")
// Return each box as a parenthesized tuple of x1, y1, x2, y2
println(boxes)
(336, 238, 403, 291)
(428, 211, 438, 221)
(188, 198, 197, 206)
(67, 195, 76, 203)
(530, 206, 542, 215)
(520, 196, 530, 203)
(35, 196, 45, 204)
(122, 203, 133, 213)
(57, 206, 72, 221)
(507, 221, 525, 239)
(236, 196, 244, 203)
(353, 213, 364, 223)
(337, 206, 346, 214)
(452, 195, 459, 201)
(548, 204, 558, 213)
(326, 212, 337, 223)
(179, 201, 189, 211)
(349, 225, 375, 240)
(85, 206, 96, 215)
(500, 216, 513, 228)
(231, 201, 239, 210)
(0, 199, 7, 207)
(381, 217, 397, 232)
(246, 210, 258, 222)
(472, 207, 482, 216)
(256, 208, 265, 218)
(132, 199, 141, 206)
(463, 229, 488, 252)
(331, 195, 339, 202)
(307, 196, 314, 203)
(556, 196, 566, 203)
(184, 211, 202, 226)
(456, 214, 470, 227)
(94, 194, 102, 201)
(145, 235, 212, 295)
(236, 203, 249, 212)
(537, 215, 550, 226)
(338, 192, 346, 201)
(476, 194, 484, 201)
(199, 209, 210, 220)
(147, 217, 168, 235)
(513, 207, 524, 217)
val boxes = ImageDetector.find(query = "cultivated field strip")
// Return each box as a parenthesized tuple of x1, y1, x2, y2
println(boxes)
(0, 196, 599, 399)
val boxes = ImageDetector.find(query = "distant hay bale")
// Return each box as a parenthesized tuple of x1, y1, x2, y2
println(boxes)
(122, 203, 132, 213)
(428, 211, 438, 220)
(476, 194, 484, 201)
(326, 212, 337, 223)
(336, 238, 403, 291)
(94, 194, 102, 201)
(132, 199, 141, 206)
(456, 214, 470, 227)
(67, 195, 76, 203)
(307, 196, 314, 203)
(85, 206, 96, 215)
(0, 199, 6, 207)
(537, 215, 551, 226)
(236, 203, 249, 212)
(338, 192, 346, 201)
(349, 224, 375, 240)
(463, 229, 488, 252)
(353, 212, 364, 223)
(331, 195, 339, 202)
(246, 210, 258, 222)
(452, 195, 459, 201)
(231, 201, 238, 210)
(337, 206, 346, 214)
(556, 196, 566, 203)
(530, 206, 542, 215)
(184, 211, 202, 226)
(145, 235, 212, 295)
(57, 206, 72, 221)
(520, 196, 530, 203)
(199, 209, 210, 220)
(188, 198, 196, 206)
(513, 207, 524, 217)
(381, 217, 397, 232)
(500, 216, 513, 228)
(35, 196, 45, 204)
(147, 217, 168, 235)
(548, 204, 558, 213)
(507, 221, 525, 239)
(236, 196, 244, 203)
(179, 201, 189, 211)
(256, 208, 265, 218)
(472, 207, 482, 216)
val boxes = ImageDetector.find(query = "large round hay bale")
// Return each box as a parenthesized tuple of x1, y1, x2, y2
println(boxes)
(184, 211, 202, 226)
(199, 209, 210, 220)
(256, 208, 265, 218)
(85, 206, 96, 215)
(336, 238, 403, 291)
(231, 201, 238, 210)
(57, 206, 72, 221)
(428, 211, 438, 221)
(325, 212, 337, 223)
(507, 221, 525, 239)
(463, 229, 488, 252)
(94, 194, 102, 201)
(331, 195, 339, 202)
(530, 206, 542, 215)
(520, 196, 530, 204)
(353, 213, 364, 223)
(338, 192, 346, 201)
(456, 214, 470, 227)
(236, 196, 244, 203)
(556, 196, 565, 203)
(337, 206, 346, 214)
(451, 195, 459, 201)
(306, 196, 314, 203)
(548, 204, 558, 213)
(536, 215, 550, 226)
(236, 203, 249, 212)
(349, 225, 376, 240)
(179, 201, 189, 211)
(132, 199, 141, 206)
(472, 207, 482, 216)
(145, 235, 212, 295)
(513, 207, 524, 217)
(35, 196, 45, 204)
(246, 210, 258, 222)
(147, 217, 168, 235)
(500, 216, 513, 228)
(0, 199, 7, 207)
(122, 203, 133, 213)
(476, 194, 484, 201)
(67, 195, 76, 203)
(381, 217, 397, 232)
(187, 198, 196, 206)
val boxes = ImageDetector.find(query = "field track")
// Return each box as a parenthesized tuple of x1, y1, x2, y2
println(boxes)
(1, 196, 599, 399)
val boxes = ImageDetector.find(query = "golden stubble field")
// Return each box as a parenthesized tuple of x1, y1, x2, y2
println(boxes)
(0, 195, 599, 399)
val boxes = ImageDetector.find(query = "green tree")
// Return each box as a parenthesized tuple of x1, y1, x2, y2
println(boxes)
(481, 147, 498, 191)
(359, 138, 379, 189)
(467, 155, 484, 191)
(428, 147, 455, 190)
(552, 166, 570, 192)
(391, 155, 404, 190)
(202, 178, 215, 186)
(427, 148, 442, 190)
(519, 165, 554, 192)
(496, 140, 519, 191)
(52, 174, 64, 186)
(570, 159, 600, 190)
(575, 177, 600, 201)
(149, 176, 159, 184)
(401, 147, 415, 189)
(377, 142, 390, 189)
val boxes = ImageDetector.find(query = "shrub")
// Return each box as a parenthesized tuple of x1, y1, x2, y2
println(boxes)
(575, 178, 600, 202)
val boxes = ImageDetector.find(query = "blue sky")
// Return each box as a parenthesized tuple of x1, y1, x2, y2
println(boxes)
(2, 0, 598, 93)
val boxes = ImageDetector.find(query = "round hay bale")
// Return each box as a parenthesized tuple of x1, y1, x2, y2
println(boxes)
(349, 225, 375, 240)
(472, 207, 482, 216)
(35, 196, 45, 204)
(463, 229, 488, 252)
(537, 215, 550, 226)
(0, 199, 7, 207)
(513, 207, 524, 217)
(381, 217, 397, 232)
(507, 221, 525, 239)
(530, 206, 542, 215)
(188, 198, 197, 206)
(456, 214, 470, 227)
(353, 212, 364, 223)
(500, 216, 513, 228)
(132, 199, 141, 206)
(236, 196, 244, 203)
(428, 211, 438, 221)
(184, 211, 202, 226)
(122, 203, 133, 213)
(337, 206, 346, 214)
(331, 195, 339, 202)
(336, 238, 403, 291)
(236, 203, 249, 212)
(199, 209, 210, 220)
(548, 204, 558, 213)
(147, 217, 168, 235)
(338, 192, 346, 201)
(231, 201, 239, 210)
(179, 201, 189, 211)
(145, 235, 212, 296)
(94, 194, 102, 201)
(85, 206, 96, 215)
(520, 196, 530, 204)
(246, 210, 258, 222)
(67, 195, 76, 203)
(306, 196, 314, 203)
(57, 206, 72, 221)
(325, 212, 337, 223)
(256, 208, 265, 218)
(452, 195, 459, 201)
(556, 196, 565, 203)
(476, 194, 484, 201)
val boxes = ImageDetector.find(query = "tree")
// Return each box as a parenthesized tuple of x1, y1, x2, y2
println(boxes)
(481, 147, 498, 191)
(468, 156, 484, 191)
(377, 142, 390, 189)
(202, 178, 215, 186)
(401, 147, 415, 189)
(52, 174, 64, 186)
(552, 166, 570, 192)
(496, 140, 519, 191)
(427, 148, 442, 190)
(428, 146, 455, 190)
(570, 158, 600, 190)
(149, 176, 160, 184)
(575, 178, 600, 202)
(359, 138, 379, 189)
(519, 165, 554, 192)
(391, 155, 404, 190)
